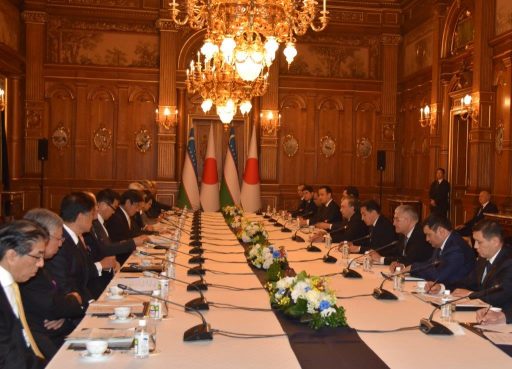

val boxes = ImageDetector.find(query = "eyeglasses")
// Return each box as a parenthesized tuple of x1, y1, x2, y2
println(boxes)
(108, 203, 118, 212)
(25, 253, 44, 262)
(50, 235, 65, 242)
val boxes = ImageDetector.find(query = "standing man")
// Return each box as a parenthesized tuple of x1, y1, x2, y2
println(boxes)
(429, 168, 450, 217)
(0, 220, 48, 369)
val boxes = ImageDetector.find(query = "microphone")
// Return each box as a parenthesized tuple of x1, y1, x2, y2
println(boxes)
(420, 284, 502, 335)
(117, 284, 213, 341)
(142, 271, 209, 311)
(280, 220, 293, 233)
(141, 247, 205, 265)
(292, 226, 308, 243)
(373, 260, 442, 300)
(342, 240, 399, 279)
(136, 251, 206, 276)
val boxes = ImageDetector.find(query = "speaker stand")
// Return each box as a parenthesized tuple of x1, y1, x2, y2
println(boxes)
(379, 169, 383, 207)
(39, 160, 45, 207)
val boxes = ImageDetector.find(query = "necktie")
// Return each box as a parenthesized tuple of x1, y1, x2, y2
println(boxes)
(12, 282, 45, 359)
(402, 236, 409, 256)
(482, 261, 492, 283)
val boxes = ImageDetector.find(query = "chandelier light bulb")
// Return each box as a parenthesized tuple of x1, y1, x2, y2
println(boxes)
(462, 94, 472, 106)
(201, 39, 219, 61)
(201, 99, 213, 113)
(240, 100, 252, 115)
(283, 42, 298, 65)
(423, 105, 430, 117)
(220, 36, 236, 64)
(264, 36, 279, 63)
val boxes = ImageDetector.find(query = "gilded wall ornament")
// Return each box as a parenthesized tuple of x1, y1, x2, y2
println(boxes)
(356, 137, 372, 159)
(282, 134, 298, 157)
(93, 126, 112, 152)
(51, 125, 70, 151)
(496, 121, 504, 155)
(135, 128, 151, 153)
(320, 135, 336, 158)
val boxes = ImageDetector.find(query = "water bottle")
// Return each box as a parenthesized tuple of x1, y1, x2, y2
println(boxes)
(341, 241, 349, 260)
(165, 259, 175, 280)
(133, 320, 150, 358)
(393, 267, 404, 291)
(159, 277, 169, 299)
(266, 204, 271, 215)
(441, 290, 452, 321)
(149, 290, 162, 320)
(363, 251, 372, 272)
(325, 233, 332, 249)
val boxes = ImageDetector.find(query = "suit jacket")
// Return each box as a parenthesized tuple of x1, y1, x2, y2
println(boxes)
(410, 232, 475, 284)
(0, 285, 43, 369)
(330, 212, 369, 243)
(292, 199, 317, 219)
(383, 223, 433, 265)
(84, 219, 136, 261)
(309, 200, 341, 226)
(105, 208, 140, 264)
(429, 179, 450, 217)
(146, 199, 172, 219)
(448, 248, 512, 310)
(457, 202, 499, 237)
(19, 268, 83, 358)
(356, 215, 398, 256)
(45, 229, 99, 303)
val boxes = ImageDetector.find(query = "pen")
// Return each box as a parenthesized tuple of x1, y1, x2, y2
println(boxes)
(478, 304, 492, 324)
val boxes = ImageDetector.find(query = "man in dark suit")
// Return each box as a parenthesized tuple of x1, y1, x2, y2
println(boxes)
(105, 189, 145, 264)
(45, 192, 116, 305)
(456, 191, 499, 237)
(349, 200, 398, 259)
(426, 220, 512, 314)
(429, 167, 450, 217)
(328, 196, 368, 243)
(291, 185, 317, 219)
(21, 209, 85, 360)
(291, 184, 305, 218)
(386, 205, 433, 267)
(301, 186, 341, 227)
(399, 215, 475, 285)
(0, 220, 48, 369)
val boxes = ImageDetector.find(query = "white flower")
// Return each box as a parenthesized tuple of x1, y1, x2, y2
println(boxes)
(291, 281, 310, 302)
(320, 307, 336, 317)
(276, 276, 295, 290)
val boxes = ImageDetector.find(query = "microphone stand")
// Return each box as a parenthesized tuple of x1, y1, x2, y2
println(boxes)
(292, 227, 307, 243)
(117, 284, 213, 342)
(372, 260, 441, 300)
(342, 240, 398, 279)
(420, 284, 502, 335)
(143, 271, 209, 311)
(280, 220, 293, 233)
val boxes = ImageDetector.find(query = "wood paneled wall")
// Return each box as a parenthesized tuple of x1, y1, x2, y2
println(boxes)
(0, 0, 510, 222)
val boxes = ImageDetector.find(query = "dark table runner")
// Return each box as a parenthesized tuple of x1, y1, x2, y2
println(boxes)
(243, 245, 390, 369)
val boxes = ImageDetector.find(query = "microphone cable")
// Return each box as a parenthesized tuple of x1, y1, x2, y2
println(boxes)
(212, 329, 288, 339)
(336, 293, 374, 299)
(354, 326, 420, 333)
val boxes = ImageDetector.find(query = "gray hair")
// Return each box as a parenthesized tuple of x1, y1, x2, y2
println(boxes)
(395, 205, 419, 222)
(24, 208, 63, 234)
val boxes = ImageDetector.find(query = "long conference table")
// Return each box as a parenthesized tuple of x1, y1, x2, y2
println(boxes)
(46, 212, 512, 369)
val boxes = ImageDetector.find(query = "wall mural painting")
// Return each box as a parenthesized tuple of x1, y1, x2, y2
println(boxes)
(279, 34, 378, 79)
(496, 0, 512, 35)
(403, 22, 433, 77)
(0, 0, 20, 51)
(47, 18, 159, 67)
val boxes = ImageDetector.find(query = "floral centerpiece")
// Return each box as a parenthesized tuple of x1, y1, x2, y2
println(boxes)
(222, 205, 244, 230)
(267, 271, 347, 330)
(236, 220, 269, 245)
(247, 244, 288, 281)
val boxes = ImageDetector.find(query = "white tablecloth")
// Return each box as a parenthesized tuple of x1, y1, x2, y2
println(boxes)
(46, 212, 512, 369)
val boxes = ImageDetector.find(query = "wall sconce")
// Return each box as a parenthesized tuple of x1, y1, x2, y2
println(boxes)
(419, 104, 430, 127)
(0, 87, 5, 112)
(155, 106, 178, 129)
(460, 94, 474, 121)
(260, 110, 281, 135)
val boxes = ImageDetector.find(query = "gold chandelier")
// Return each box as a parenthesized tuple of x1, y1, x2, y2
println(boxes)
(186, 49, 269, 125)
(171, 0, 328, 124)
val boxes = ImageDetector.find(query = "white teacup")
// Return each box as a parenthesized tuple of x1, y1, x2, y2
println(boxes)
(86, 340, 108, 356)
(416, 281, 427, 291)
(109, 286, 121, 296)
(114, 306, 131, 320)
(490, 307, 502, 313)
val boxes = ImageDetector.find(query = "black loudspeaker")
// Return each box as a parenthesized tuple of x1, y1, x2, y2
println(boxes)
(38, 138, 49, 161)
(377, 150, 386, 171)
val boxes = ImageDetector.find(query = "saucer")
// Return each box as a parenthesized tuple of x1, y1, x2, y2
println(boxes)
(80, 349, 113, 361)
(107, 294, 124, 300)
(108, 314, 134, 323)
